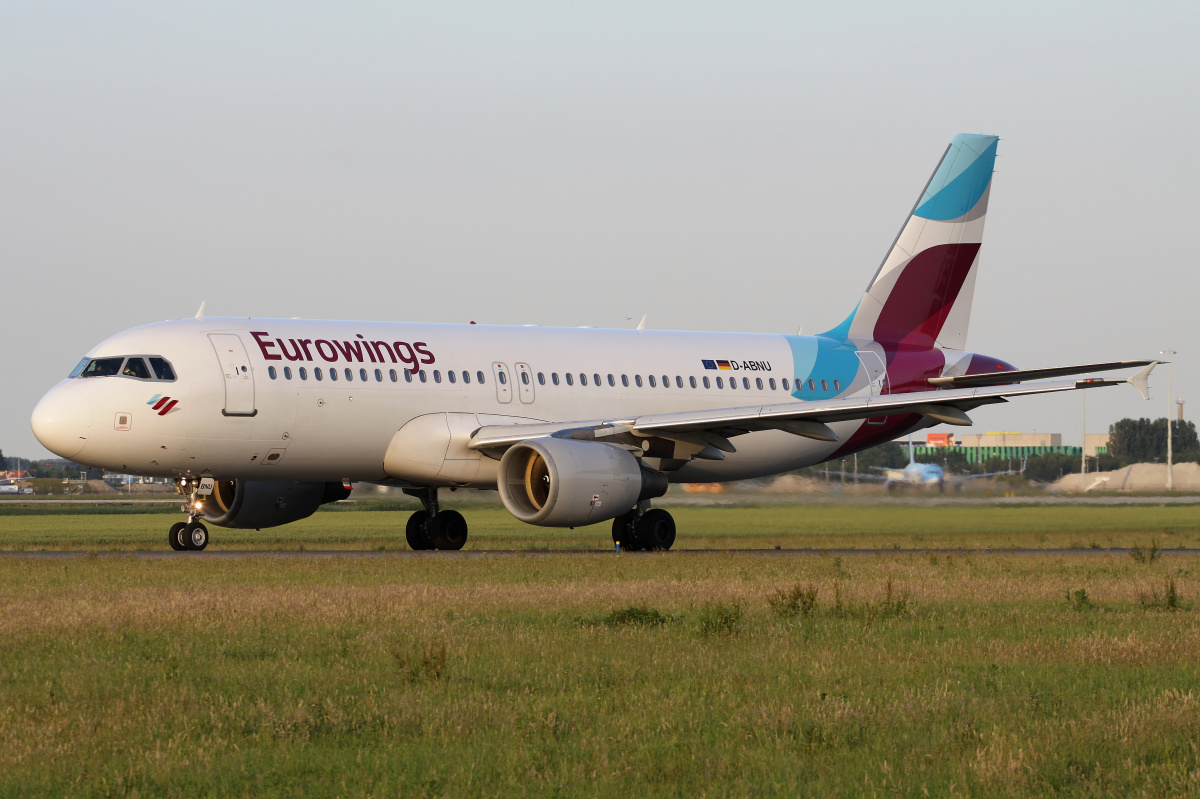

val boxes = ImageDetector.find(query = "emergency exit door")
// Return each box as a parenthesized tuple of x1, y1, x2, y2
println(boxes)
(209, 333, 257, 416)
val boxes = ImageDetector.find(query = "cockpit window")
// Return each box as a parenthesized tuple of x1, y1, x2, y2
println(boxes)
(80, 358, 124, 378)
(76, 355, 177, 380)
(122, 358, 151, 379)
(148, 357, 176, 381)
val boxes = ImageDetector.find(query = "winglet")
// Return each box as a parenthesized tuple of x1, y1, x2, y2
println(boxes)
(195, 301, 206, 320)
(1128, 361, 1158, 400)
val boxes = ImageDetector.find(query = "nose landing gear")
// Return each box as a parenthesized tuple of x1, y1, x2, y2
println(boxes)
(403, 487, 468, 551)
(170, 478, 211, 551)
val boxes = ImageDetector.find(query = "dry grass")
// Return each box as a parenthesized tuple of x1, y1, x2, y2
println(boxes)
(2, 551, 1200, 795)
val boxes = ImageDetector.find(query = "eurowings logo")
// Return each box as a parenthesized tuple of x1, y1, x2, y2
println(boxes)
(147, 394, 180, 416)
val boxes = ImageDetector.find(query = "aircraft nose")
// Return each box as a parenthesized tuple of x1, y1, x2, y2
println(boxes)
(31, 386, 92, 459)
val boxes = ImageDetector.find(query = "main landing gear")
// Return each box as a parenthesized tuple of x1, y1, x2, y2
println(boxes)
(403, 487, 468, 551)
(169, 478, 210, 551)
(612, 505, 676, 552)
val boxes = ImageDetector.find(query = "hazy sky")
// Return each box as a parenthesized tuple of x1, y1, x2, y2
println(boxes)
(3, 1, 1198, 462)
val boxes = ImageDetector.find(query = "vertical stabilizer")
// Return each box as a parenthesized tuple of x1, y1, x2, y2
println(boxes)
(839, 134, 998, 350)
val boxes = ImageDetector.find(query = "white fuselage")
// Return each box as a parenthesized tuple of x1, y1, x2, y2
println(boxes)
(33, 317, 908, 485)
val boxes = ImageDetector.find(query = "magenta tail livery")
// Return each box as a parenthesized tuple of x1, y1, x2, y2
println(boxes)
(31, 135, 1156, 551)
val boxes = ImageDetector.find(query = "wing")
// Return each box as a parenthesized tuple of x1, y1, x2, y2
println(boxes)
(928, 360, 1155, 388)
(468, 362, 1157, 462)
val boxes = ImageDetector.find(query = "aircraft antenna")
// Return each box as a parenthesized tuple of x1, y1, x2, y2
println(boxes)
(195, 301, 206, 320)
(636, 314, 647, 332)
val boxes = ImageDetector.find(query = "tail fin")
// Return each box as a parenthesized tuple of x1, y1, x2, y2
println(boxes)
(836, 134, 998, 350)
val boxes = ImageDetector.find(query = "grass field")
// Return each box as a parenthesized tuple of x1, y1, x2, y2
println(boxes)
(3, 504, 1200, 796)
(3, 501, 1200, 551)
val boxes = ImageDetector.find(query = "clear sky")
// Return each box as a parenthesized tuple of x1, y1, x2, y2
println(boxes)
(3, 1, 1197, 462)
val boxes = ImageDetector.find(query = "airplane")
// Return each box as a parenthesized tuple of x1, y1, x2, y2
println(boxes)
(30, 134, 1157, 552)
(825, 439, 1025, 491)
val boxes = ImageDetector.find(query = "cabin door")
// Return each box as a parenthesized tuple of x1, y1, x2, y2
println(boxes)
(209, 333, 257, 417)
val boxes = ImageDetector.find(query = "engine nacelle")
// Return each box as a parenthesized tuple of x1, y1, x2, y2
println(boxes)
(497, 438, 667, 527)
(202, 480, 352, 529)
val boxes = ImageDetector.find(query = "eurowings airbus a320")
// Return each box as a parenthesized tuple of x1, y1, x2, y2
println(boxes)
(31, 134, 1155, 551)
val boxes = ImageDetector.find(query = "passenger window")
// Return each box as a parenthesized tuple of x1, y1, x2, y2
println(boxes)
(462, 371, 470, 384)
(648, 375, 656, 388)
(716, 377, 724, 389)
(357, 368, 366, 381)
(330, 369, 338, 382)
(148, 357, 176, 380)
(634, 375, 641, 388)
(689, 376, 696, 388)
(344, 368, 352, 381)
(702, 376, 710, 388)
(268, 366, 278, 380)
(520, 372, 529, 385)
(769, 378, 776, 390)
(315, 368, 323, 381)
(498, 371, 507, 385)
(730, 377, 736, 389)
(405, 369, 413, 383)
(477, 371, 485, 385)
(808, 379, 816, 391)
(595, 374, 602, 386)
(664, 375, 670, 387)
(607, 374, 615, 387)
(578, 373, 586, 386)
(420, 371, 428, 383)
(565, 373, 573, 386)
(820, 379, 828, 391)
(390, 369, 398, 382)
(781, 378, 789, 390)
(537, 372, 545, 386)
(300, 367, 308, 381)
(284, 367, 292, 380)
(621, 375, 629, 387)
(833, 380, 841, 392)
(448, 370, 455, 384)
(743, 377, 750, 390)
(375, 369, 382, 382)
(552, 373, 559, 386)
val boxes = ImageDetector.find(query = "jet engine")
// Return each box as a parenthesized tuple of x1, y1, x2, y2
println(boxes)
(201, 480, 352, 529)
(497, 438, 667, 527)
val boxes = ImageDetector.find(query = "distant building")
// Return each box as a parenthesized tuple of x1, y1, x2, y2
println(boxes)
(920, 432, 1100, 464)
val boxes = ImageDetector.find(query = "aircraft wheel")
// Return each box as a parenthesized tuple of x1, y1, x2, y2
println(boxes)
(430, 510, 468, 551)
(183, 522, 209, 551)
(168, 522, 187, 551)
(612, 512, 641, 551)
(638, 509, 676, 551)
(405, 512, 432, 550)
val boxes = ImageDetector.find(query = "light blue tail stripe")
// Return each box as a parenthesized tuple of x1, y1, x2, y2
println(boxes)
(914, 135, 998, 221)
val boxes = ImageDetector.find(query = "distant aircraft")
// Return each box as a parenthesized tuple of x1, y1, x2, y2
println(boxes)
(828, 439, 1024, 491)
(32, 134, 1156, 551)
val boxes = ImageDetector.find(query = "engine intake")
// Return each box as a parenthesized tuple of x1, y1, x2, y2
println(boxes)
(497, 438, 667, 527)
(202, 480, 351, 529)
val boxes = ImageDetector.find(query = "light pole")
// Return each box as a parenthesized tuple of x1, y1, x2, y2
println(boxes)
(1161, 350, 1176, 491)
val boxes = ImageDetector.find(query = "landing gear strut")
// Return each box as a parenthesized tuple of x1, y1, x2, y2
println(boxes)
(170, 478, 210, 551)
(612, 504, 676, 551)
(403, 487, 468, 551)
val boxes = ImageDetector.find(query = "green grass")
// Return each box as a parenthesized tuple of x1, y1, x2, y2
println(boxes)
(2, 551, 1200, 796)
(3, 502, 1200, 551)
